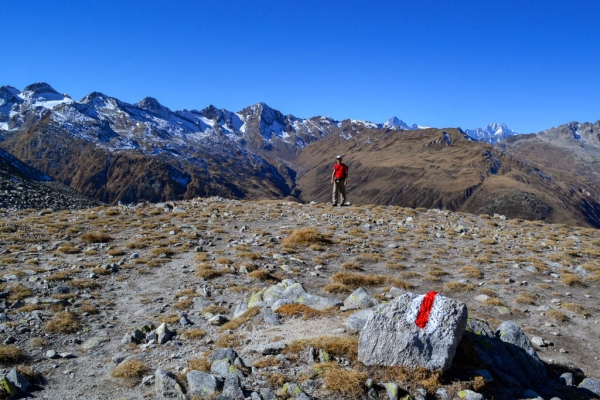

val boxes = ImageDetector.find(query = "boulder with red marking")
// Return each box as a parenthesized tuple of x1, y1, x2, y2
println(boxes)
(358, 291, 468, 372)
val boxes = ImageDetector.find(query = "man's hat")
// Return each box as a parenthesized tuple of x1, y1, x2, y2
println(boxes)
(336, 155, 342, 159)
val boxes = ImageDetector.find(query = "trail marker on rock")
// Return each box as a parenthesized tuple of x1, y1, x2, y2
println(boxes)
(358, 291, 468, 371)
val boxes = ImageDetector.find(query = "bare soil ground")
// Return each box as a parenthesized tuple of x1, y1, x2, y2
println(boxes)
(0, 198, 598, 399)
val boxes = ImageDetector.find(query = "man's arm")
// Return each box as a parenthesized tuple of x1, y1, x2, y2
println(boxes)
(344, 166, 348, 185)
(331, 168, 335, 184)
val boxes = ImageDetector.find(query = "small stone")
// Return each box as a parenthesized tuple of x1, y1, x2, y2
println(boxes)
(559, 372, 573, 386)
(45, 350, 58, 359)
(530, 336, 546, 347)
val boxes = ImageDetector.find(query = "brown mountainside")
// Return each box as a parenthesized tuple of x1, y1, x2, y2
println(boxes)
(1, 117, 295, 204)
(295, 126, 600, 227)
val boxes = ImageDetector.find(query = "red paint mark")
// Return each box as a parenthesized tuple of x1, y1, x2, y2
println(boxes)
(414, 291, 438, 329)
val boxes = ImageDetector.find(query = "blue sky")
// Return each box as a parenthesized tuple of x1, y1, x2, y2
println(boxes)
(2, 0, 599, 133)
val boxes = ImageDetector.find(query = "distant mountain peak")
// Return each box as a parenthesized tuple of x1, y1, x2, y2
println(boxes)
(383, 116, 419, 130)
(464, 123, 519, 143)
(22, 82, 59, 96)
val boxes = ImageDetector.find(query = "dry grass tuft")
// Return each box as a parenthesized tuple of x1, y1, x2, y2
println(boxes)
(57, 244, 80, 254)
(0, 345, 24, 364)
(219, 308, 260, 331)
(195, 264, 228, 280)
(81, 232, 113, 243)
(7, 284, 33, 302)
(313, 362, 367, 400)
(275, 304, 337, 320)
(444, 282, 475, 292)
(460, 266, 484, 279)
(285, 336, 359, 362)
(248, 269, 281, 282)
(281, 227, 332, 247)
(515, 293, 537, 305)
(45, 312, 79, 333)
(110, 359, 151, 385)
(172, 299, 193, 310)
(561, 302, 591, 317)
(187, 357, 211, 372)
(182, 329, 207, 340)
(331, 271, 413, 289)
(341, 261, 362, 270)
(547, 309, 569, 322)
(323, 283, 351, 294)
(69, 279, 99, 289)
(216, 333, 243, 348)
(560, 274, 583, 286)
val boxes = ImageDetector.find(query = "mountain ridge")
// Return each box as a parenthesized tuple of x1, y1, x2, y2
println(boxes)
(1, 82, 600, 227)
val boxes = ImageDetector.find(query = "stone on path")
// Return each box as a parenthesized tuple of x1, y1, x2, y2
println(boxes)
(187, 370, 221, 397)
(343, 287, 378, 310)
(6, 368, 32, 393)
(358, 291, 467, 371)
(579, 378, 600, 397)
(155, 368, 184, 398)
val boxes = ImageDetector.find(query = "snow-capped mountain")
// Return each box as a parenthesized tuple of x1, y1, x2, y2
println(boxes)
(463, 123, 519, 143)
(0, 83, 345, 203)
(382, 116, 419, 130)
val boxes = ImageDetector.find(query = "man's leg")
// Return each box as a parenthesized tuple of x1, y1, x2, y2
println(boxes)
(339, 183, 346, 205)
(332, 181, 338, 205)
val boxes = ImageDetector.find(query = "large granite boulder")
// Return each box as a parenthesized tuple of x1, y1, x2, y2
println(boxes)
(358, 291, 467, 371)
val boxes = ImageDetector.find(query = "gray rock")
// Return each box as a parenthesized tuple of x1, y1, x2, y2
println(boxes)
(264, 280, 341, 310)
(263, 307, 281, 325)
(81, 336, 108, 350)
(457, 390, 484, 400)
(383, 382, 400, 400)
(530, 336, 545, 347)
(343, 287, 378, 310)
(559, 372, 573, 386)
(155, 368, 184, 398)
(217, 374, 244, 399)
(208, 315, 229, 326)
(156, 323, 173, 344)
(233, 300, 248, 318)
(53, 285, 75, 294)
(497, 321, 547, 384)
(579, 378, 600, 396)
(258, 341, 286, 355)
(187, 370, 221, 397)
(388, 287, 407, 298)
(211, 358, 244, 379)
(6, 368, 32, 393)
(345, 309, 374, 332)
(193, 296, 212, 309)
(358, 291, 467, 371)
(260, 388, 278, 400)
(45, 350, 58, 359)
(210, 347, 238, 363)
(474, 294, 489, 302)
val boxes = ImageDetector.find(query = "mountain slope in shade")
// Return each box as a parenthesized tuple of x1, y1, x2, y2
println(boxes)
(0, 147, 99, 210)
(295, 126, 600, 227)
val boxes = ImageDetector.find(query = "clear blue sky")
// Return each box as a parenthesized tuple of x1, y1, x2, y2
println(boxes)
(2, 0, 599, 133)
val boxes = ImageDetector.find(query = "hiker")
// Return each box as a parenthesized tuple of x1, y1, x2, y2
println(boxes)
(330, 155, 348, 206)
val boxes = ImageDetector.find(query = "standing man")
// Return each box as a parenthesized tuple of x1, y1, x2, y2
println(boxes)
(331, 155, 348, 207)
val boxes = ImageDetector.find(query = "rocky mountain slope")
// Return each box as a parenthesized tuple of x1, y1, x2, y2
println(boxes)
(294, 125, 600, 228)
(2, 83, 599, 228)
(0, 147, 99, 210)
(0, 199, 598, 399)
